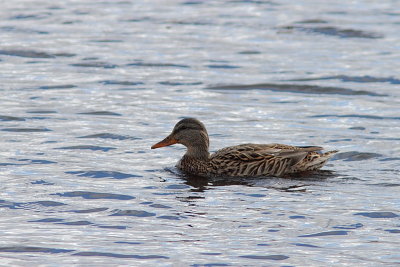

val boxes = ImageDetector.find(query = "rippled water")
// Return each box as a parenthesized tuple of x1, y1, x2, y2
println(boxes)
(1, 0, 399, 266)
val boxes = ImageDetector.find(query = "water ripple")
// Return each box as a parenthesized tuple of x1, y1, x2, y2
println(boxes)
(78, 133, 141, 140)
(280, 25, 383, 39)
(31, 180, 54, 185)
(91, 39, 123, 43)
(299, 230, 349, 237)
(2, 128, 51, 132)
(18, 159, 57, 164)
(73, 251, 168, 259)
(240, 255, 289, 260)
(207, 83, 386, 96)
(9, 13, 51, 20)
(149, 204, 171, 209)
(98, 225, 127, 230)
(30, 218, 64, 223)
(0, 49, 74, 58)
(39, 84, 77, 90)
(110, 210, 156, 217)
(368, 182, 400, 187)
(26, 110, 57, 114)
(292, 243, 320, 248)
(65, 171, 141, 179)
(333, 223, 364, 229)
(127, 61, 190, 68)
(54, 191, 135, 200)
(56, 145, 116, 152)
(100, 80, 144, 86)
(238, 50, 261, 54)
(333, 151, 383, 161)
(0, 26, 49, 34)
(286, 75, 400, 84)
(206, 64, 240, 69)
(385, 229, 400, 233)
(70, 207, 109, 213)
(27, 201, 66, 207)
(354, 212, 398, 218)
(0, 115, 25, 121)
(0, 49, 54, 58)
(159, 81, 203, 86)
(157, 215, 181, 220)
(311, 114, 400, 120)
(70, 62, 118, 68)
(0, 246, 73, 254)
(78, 111, 122, 116)
(1, 200, 67, 211)
(59, 220, 93, 226)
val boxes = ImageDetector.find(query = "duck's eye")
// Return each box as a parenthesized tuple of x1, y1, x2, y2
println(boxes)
(176, 125, 195, 133)
(174, 125, 188, 134)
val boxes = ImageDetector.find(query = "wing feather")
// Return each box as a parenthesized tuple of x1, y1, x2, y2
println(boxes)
(210, 143, 317, 176)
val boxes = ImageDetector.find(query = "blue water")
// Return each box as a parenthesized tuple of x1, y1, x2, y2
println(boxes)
(0, 0, 399, 266)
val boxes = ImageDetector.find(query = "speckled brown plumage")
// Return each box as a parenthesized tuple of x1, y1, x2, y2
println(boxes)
(151, 118, 338, 178)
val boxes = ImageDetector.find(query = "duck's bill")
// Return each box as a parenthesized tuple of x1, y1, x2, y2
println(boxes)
(151, 136, 177, 149)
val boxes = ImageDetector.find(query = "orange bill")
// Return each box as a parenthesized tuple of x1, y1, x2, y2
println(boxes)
(151, 135, 177, 149)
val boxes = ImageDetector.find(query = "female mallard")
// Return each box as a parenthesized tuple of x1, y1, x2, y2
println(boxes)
(151, 118, 338, 178)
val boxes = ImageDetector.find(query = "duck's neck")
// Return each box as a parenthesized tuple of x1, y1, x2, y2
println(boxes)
(184, 145, 210, 161)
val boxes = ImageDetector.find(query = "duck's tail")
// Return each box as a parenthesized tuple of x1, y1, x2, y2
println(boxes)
(309, 150, 339, 170)
(323, 150, 339, 158)
(292, 150, 338, 172)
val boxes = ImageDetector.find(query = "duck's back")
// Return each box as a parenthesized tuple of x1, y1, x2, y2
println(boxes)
(209, 143, 336, 177)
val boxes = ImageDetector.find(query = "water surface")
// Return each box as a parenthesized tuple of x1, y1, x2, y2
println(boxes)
(0, 0, 399, 266)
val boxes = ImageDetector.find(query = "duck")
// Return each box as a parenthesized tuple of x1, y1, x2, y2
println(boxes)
(151, 118, 338, 178)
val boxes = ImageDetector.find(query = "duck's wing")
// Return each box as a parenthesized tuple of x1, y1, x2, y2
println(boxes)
(210, 143, 323, 177)
(211, 143, 323, 158)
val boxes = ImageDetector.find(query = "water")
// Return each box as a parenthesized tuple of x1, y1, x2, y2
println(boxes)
(1, 0, 399, 266)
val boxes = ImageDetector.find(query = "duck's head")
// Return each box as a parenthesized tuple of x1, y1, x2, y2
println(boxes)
(151, 118, 209, 154)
